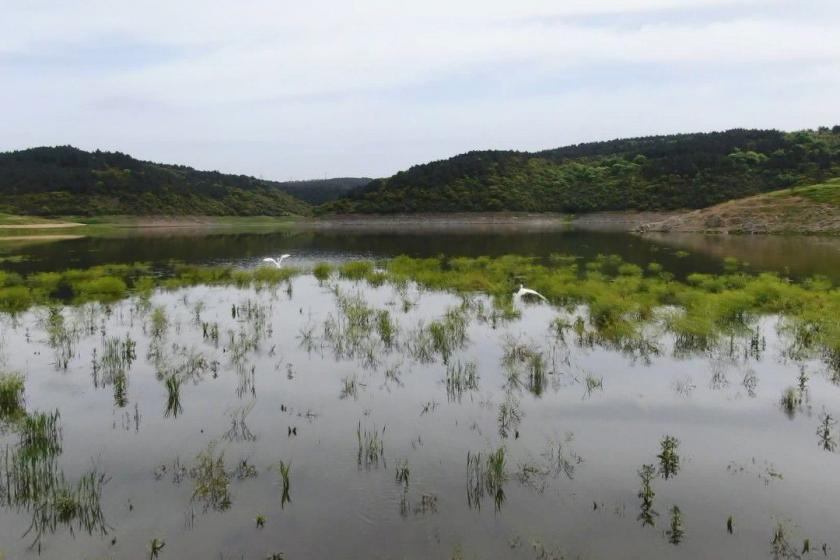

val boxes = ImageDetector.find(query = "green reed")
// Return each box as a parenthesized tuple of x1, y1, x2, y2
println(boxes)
(0, 371, 25, 419)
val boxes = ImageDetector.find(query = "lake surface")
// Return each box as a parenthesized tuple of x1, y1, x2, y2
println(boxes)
(2, 227, 840, 559)
(3, 226, 840, 281)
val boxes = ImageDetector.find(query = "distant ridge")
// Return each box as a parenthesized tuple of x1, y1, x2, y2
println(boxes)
(0, 146, 315, 216)
(320, 127, 840, 214)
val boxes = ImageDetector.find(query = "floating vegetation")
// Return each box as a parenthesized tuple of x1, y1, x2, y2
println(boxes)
(277, 461, 291, 507)
(356, 422, 386, 469)
(466, 447, 507, 511)
(256, 513, 266, 528)
(637, 464, 658, 527)
(667, 505, 684, 545)
(0, 371, 25, 419)
(657, 435, 681, 479)
(190, 443, 231, 511)
(444, 360, 479, 402)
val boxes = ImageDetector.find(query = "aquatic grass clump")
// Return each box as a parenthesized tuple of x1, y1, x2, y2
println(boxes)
(312, 262, 333, 282)
(277, 461, 291, 507)
(817, 411, 837, 452)
(395, 459, 410, 488)
(466, 447, 507, 511)
(667, 505, 684, 545)
(637, 464, 658, 527)
(657, 435, 681, 479)
(339, 260, 375, 281)
(0, 285, 33, 314)
(427, 307, 469, 364)
(497, 394, 522, 439)
(376, 309, 396, 348)
(444, 360, 479, 402)
(357, 422, 386, 469)
(190, 442, 231, 511)
(780, 387, 803, 419)
(164, 375, 183, 418)
(0, 371, 25, 418)
(18, 410, 63, 460)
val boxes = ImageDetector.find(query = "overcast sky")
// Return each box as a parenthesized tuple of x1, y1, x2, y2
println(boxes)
(2, 1, 839, 180)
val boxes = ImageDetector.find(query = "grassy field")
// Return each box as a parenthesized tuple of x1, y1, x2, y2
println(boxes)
(780, 178, 840, 205)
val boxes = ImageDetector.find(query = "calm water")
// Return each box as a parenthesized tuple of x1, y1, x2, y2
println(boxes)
(1, 228, 840, 559)
(3, 227, 840, 281)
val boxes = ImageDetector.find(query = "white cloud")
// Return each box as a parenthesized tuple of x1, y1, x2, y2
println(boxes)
(1, 0, 838, 178)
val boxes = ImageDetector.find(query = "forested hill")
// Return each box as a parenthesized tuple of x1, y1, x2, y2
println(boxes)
(319, 127, 840, 214)
(275, 177, 372, 205)
(0, 146, 312, 216)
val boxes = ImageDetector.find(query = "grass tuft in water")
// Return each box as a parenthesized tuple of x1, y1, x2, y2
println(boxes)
(0, 371, 25, 419)
(395, 459, 410, 488)
(780, 387, 803, 419)
(667, 505, 685, 545)
(357, 422, 386, 469)
(657, 435, 681, 479)
(190, 442, 231, 511)
(637, 464, 658, 527)
(277, 461, 291, 507)
(817, 410, 837, 452)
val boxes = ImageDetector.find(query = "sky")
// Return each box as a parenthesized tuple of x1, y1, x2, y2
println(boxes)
(2, 0, 839, 180)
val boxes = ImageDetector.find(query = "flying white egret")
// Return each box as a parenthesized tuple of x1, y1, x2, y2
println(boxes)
(262, 254, 291, 268)
(513, 284, 548, 303)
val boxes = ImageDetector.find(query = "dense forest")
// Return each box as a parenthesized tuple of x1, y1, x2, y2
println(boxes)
(275, 177, 372, 204)
(0, 147, 312, 216)
(320, 127, 840, 214)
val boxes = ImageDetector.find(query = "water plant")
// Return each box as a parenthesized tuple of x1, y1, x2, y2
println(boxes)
(444, 360, 479, 402)
(256, 513, 266, 528)
(817, 411, 837, 451)
(637, 464, 658, 527)
(727, 515, 734, 534)
(780, 387, 802, 419)
(164, 375, 183, 418)
(657, 435, 681, 479)
(376, 309, 395, 348)
(466, 447, 507, 511)
(190, 442, 231, 511)
(277, 461, 291, 507)
(395, 459, 410, 488)
(667, 505, 684, 545)
(149, 538, 165, 559)
(771, 522, 798, 560)
(357, 422, 386, 469)
(0, 371, 25, 419)
(497, 394, 522, 439)
(312, 262, 333, 282)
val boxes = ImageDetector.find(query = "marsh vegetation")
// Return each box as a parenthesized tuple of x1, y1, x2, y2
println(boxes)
(1, 252, 839, 558)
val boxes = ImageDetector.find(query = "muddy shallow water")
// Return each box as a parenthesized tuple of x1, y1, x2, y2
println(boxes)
(1, 270, 839, 559)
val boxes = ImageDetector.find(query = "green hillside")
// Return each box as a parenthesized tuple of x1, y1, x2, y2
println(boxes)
(275, 177, 372, 204)
(0, 146, 311, 216)
(320, 127, 840, 214)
